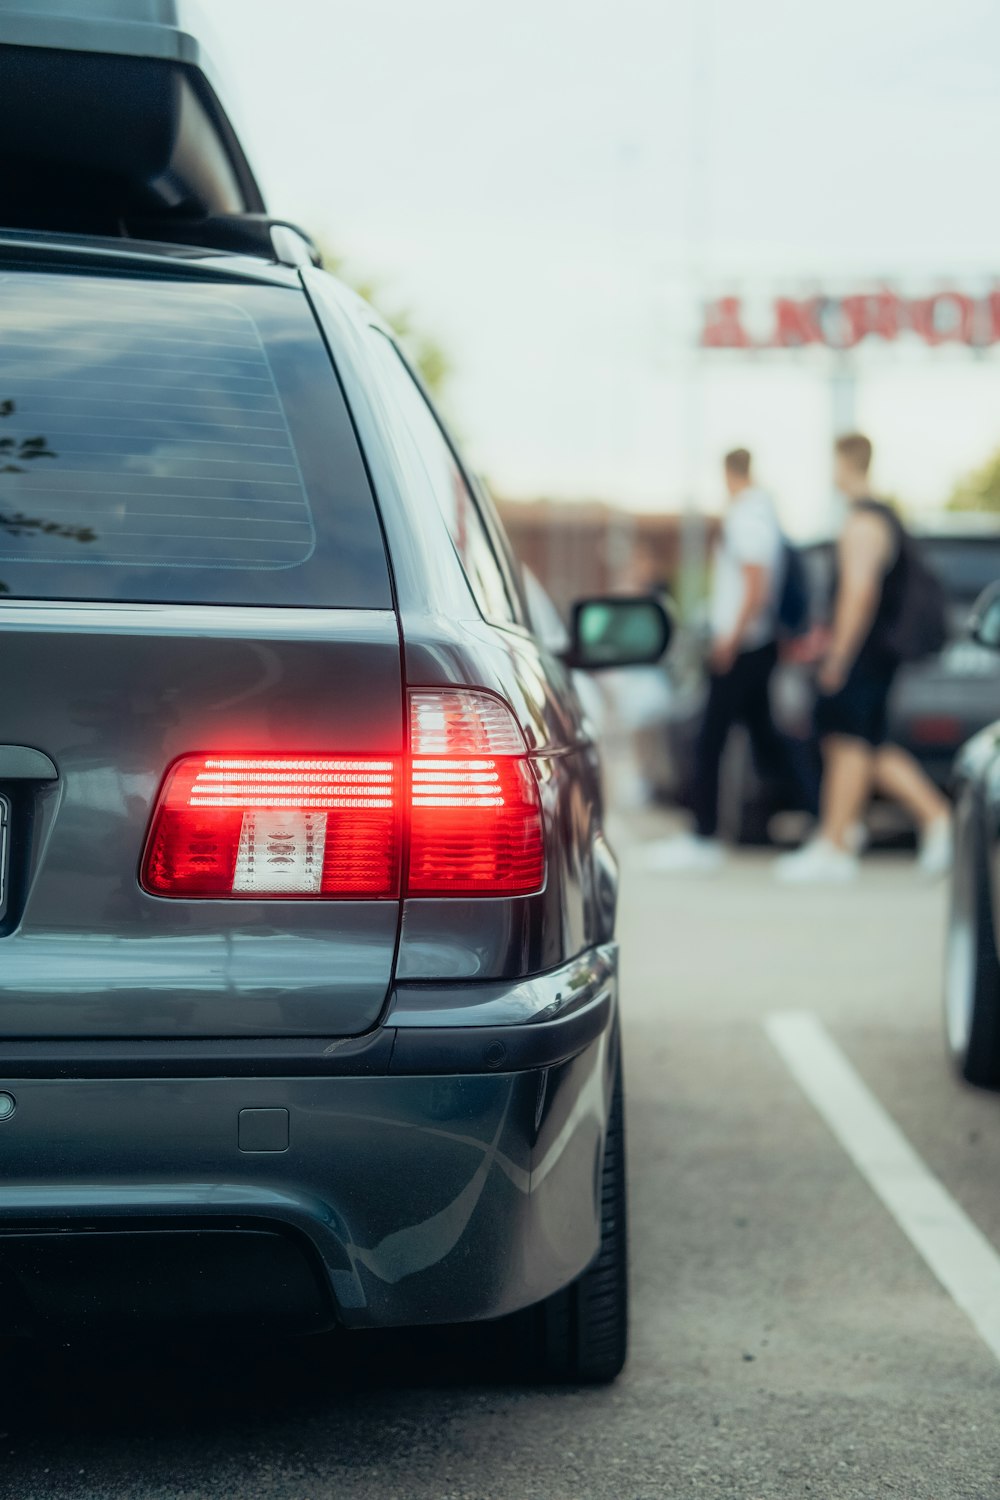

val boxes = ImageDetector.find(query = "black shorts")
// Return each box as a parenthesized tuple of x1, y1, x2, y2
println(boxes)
(815, 661, 897, 747)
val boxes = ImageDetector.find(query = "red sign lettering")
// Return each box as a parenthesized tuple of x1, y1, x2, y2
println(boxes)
(700, 297, 750, 348)
(699, 288, 996, 351)
(908, 291, 975, 345)
(769, 298, 821, 347)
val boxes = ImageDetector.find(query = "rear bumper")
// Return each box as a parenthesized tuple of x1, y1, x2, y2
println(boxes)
(0, 946, 618, 1334)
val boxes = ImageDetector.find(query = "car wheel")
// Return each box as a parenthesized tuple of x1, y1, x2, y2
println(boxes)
(945, 804, 1000, 1089)
(516, 1051, 628, 1384)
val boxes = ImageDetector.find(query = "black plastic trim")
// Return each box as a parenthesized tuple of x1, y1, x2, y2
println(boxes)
(0, 1031, 395, 1080)
(387, 990, 611, 1075)
(0, 229, 299, 285)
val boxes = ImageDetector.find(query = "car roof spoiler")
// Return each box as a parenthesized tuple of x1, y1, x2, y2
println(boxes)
(0, 0, 320, 265)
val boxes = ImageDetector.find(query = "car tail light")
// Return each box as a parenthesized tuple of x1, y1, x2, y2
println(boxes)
(141, 692, 545, 900)
(141, 757, 398, 898)
(407, 690, 545, 895)
(909, 714, 962, 747)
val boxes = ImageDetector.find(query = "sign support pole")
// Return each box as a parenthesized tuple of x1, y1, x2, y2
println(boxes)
(830, 352, 857, 436)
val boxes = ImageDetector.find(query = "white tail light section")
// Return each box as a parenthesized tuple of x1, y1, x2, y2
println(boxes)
(410, 691, 528, 757)
(141, 757, 398, 898)
(233, 810, 326, 894)
(408, 691, 545, 895)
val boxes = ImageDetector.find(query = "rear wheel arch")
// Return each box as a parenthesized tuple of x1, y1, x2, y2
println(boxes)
(507, 1033, 628, 1384)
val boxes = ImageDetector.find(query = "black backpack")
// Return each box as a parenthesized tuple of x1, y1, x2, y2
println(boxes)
(886, 532, 949, 663)
(776, 541, 811, 638)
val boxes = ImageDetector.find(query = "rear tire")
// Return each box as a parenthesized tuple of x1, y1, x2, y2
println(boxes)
(516, 1052, 628, 1384)
(945, 802, 1000, 1089)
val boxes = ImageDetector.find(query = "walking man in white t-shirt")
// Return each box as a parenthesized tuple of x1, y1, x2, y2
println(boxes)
(650, 448, 785, 872)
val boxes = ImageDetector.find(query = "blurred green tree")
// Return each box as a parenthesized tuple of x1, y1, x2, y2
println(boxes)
(316, 242, 451, 398)
(0, 398, 94, 595)
(948, 447, 1000, 513)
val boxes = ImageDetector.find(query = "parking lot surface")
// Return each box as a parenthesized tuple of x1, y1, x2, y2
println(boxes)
(3, 819, 1000, 1500)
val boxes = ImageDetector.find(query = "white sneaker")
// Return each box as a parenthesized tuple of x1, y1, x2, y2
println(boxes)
(919, 816, 953, 879)
(641, 834, 725, 875)
(845, 821, 869, 856)
(774, 837, 859, 885)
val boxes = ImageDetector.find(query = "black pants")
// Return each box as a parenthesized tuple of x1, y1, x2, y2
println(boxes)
(693, 641, 802, 839)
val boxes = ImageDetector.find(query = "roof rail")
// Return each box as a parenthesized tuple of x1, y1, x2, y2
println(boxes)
(127, 214, 323, 268)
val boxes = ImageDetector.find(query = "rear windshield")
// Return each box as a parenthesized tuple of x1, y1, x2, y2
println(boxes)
(0, 270, 391, 607)
(920, 538, 1000, 604)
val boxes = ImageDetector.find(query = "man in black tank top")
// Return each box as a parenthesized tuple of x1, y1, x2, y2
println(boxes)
(776, 433, 951, 884)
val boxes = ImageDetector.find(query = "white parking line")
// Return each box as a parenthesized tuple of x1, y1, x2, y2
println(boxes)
(765, 1009, 1000, 1365)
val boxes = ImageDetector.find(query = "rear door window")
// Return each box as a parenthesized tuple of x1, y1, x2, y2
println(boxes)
(0, 270, 391, 607)
(365, 329, 518, 625)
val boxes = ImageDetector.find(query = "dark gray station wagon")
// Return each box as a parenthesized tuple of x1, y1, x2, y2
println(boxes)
(0, 2, 669, 1382)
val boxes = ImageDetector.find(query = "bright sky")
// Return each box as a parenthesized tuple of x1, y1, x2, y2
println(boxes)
(208, 0, 1000, 534)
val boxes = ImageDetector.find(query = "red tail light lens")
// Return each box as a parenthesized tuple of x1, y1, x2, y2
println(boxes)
(909, 714, 962, 747)
(407, 691, 545, 895)
(141, 694, 545, 900)
(141, 757, 398, 898)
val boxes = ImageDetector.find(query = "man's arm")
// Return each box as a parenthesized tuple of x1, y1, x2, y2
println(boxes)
(819, 513, 893, 692)
(712, 562, 769, 672)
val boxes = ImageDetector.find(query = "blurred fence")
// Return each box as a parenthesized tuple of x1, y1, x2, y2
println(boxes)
(496, 499, 718, 613)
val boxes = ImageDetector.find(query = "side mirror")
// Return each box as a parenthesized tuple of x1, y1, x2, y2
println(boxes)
(564, 595, 673, 671)
(969, 581, 1000, 649)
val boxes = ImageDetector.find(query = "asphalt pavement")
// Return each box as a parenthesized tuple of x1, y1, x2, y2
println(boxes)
(3, 815, 1000, 1499)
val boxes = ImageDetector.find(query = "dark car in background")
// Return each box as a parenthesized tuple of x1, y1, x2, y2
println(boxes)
(945, 582, 1000, 1089)
(0, 2, 671, 1380)
(655, 520, 1000, 844)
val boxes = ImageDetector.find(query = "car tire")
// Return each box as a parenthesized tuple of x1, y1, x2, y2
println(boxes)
(515, 1052, 628, 1384)
(945, 800, 1000, 1089)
